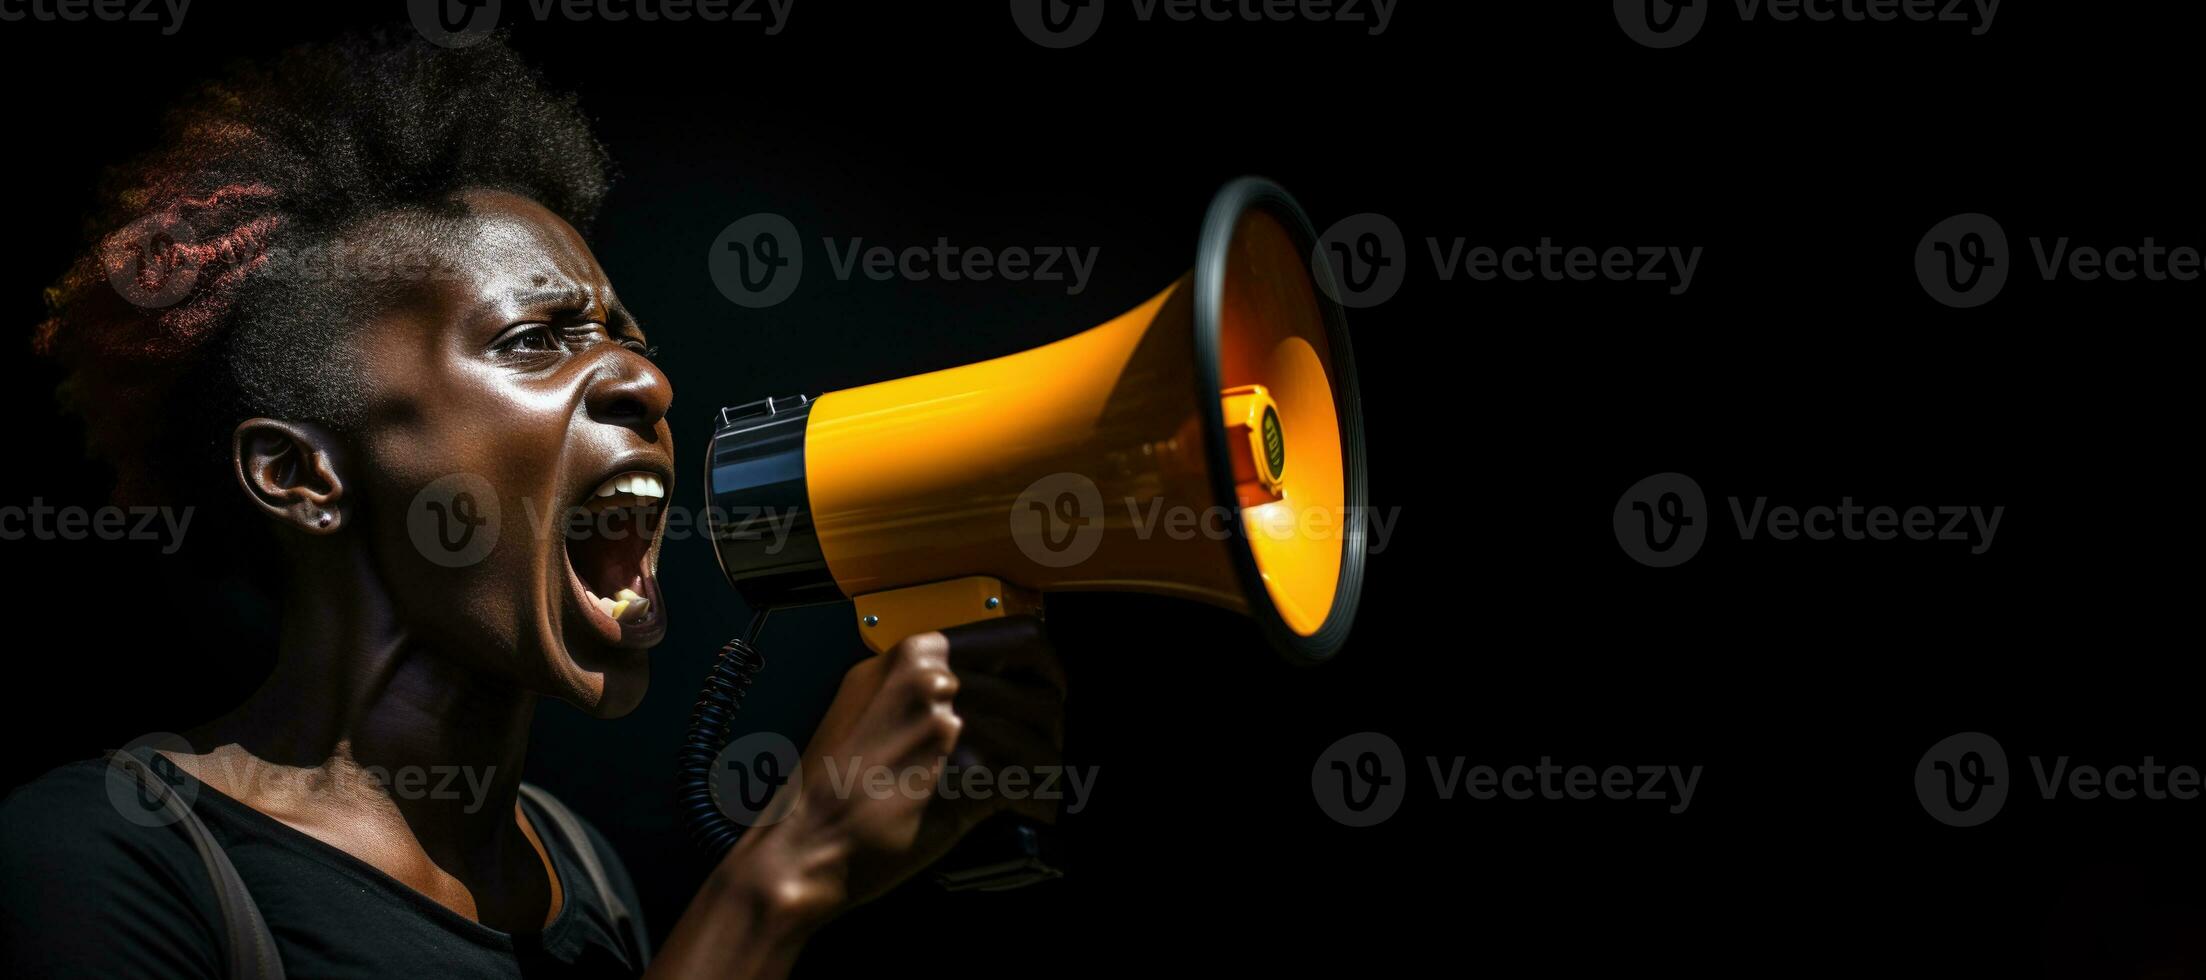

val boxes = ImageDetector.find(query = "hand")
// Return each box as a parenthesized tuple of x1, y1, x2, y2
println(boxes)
(651, 617, 1064, 979)
(740, 616, 1067, 914)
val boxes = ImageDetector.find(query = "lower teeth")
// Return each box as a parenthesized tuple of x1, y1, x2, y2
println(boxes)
(585, 587, 651, 624)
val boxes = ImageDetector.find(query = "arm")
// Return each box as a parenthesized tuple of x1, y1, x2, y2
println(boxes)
(642, 828, 830, 980)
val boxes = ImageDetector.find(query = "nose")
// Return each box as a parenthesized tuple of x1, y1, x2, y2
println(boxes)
(584, 352, 672, 435)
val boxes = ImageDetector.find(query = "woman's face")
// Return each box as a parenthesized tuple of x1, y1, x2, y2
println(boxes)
(344, 189, 671, 717)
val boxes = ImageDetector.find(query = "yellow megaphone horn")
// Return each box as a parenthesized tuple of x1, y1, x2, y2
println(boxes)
(701, 177, 1368, 663)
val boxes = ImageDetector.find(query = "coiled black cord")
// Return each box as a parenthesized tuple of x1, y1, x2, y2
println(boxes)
(675, 611, 769, 859)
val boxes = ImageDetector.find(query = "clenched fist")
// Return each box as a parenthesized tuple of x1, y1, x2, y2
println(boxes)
(735, 616, 1066, 912)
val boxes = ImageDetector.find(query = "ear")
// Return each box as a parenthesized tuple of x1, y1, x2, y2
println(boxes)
(232, 418, 348, 535)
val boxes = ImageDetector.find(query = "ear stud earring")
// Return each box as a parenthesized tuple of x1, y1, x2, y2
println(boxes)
(317, 512, 332, 528)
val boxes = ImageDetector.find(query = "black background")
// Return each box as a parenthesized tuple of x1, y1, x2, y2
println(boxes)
(2, 2, 2198, 976)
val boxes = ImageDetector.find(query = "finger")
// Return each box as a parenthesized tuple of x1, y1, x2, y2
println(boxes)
(880, 634, 960, 711)
(948, 712, 1063, 779)
(883, 629, 953, 674)
(933, 758, 1063, 828)
(937, 616, 1067, 699)
(952, 674, 1065, 751)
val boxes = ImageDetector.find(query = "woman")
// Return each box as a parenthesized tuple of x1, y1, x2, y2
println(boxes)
(1, 31, 1064, 979)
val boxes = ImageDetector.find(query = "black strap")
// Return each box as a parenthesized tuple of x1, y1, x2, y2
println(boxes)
(104, 750, 286, 980)
(518, 783, 651, 970)
(98, 755, 639, 976)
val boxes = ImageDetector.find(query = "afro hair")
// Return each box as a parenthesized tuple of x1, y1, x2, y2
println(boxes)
(34, 29, 612, 510)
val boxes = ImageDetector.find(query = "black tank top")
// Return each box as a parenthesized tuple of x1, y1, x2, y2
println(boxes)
(1, 751, 647, 978)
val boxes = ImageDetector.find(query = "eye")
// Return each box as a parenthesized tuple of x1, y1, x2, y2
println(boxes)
(621, 339, 661, 362)
(497, 324, 566, 356)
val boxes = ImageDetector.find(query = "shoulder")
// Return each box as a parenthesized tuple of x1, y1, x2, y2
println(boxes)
(519, 783, 648, 955)
(519, 783, 636, 892)
(1, 756, 225, 978)
(1, 754, 210, 871)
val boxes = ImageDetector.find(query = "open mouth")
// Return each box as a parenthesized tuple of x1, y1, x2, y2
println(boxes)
(563, 469, 668, 645)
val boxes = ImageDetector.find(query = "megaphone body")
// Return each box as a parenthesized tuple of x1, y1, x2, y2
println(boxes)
(703, 178, 1369, 664)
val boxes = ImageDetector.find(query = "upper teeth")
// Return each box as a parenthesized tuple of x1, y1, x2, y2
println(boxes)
(594, 473, 665, 499)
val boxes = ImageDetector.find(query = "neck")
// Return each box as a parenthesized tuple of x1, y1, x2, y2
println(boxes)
(190, 543, 535, 870)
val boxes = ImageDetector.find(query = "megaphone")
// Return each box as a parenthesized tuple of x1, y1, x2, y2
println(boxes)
(678, 177, 1368, 888)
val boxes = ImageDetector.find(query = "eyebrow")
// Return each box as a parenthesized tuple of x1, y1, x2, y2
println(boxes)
(504, 284, 641, 335)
